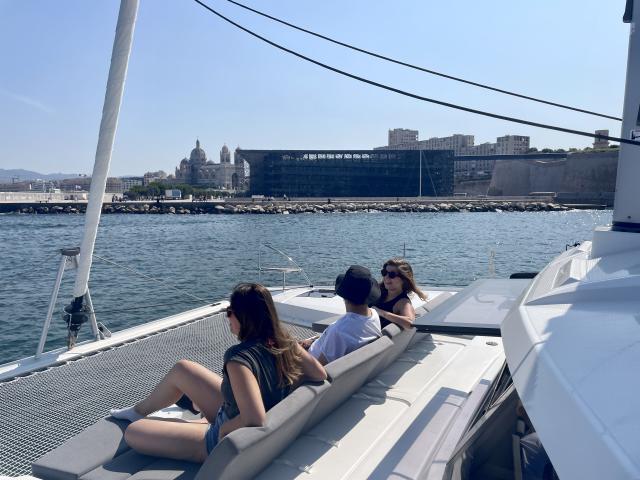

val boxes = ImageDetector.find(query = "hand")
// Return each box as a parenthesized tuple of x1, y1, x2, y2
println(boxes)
(299, 336, 317, 350)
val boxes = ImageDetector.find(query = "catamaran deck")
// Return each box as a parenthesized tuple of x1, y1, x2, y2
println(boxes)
(0, 310, 316, 477)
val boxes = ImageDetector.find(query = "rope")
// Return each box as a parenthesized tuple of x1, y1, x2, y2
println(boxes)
(92, 253, 213, 303)
(88, 299, 214, 316)
(192, 0, 638, 147)
(219, 0, 621, 121)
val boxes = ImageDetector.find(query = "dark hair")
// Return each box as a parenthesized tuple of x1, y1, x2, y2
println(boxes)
(380, 258, 427, 301)
(229, 283, 303, 386)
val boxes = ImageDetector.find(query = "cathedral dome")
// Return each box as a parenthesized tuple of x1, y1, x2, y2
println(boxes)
(190, 139, 207, 163)
(221, 144, 230, 154)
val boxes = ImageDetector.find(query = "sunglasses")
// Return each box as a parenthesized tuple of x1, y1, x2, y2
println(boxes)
(381, 269, 401, 279)
(226, 307, 234, 317)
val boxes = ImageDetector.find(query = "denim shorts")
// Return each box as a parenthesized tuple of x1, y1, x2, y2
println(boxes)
(205, 407, 229, 454)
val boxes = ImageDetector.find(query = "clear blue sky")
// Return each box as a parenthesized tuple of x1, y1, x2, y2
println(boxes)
(0, 0, 630, 176)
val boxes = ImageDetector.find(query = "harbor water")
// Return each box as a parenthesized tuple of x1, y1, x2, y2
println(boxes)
(0, 210, 611, 365)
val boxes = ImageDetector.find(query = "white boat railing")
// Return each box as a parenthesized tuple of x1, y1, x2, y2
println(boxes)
(258, 243, 313, 290)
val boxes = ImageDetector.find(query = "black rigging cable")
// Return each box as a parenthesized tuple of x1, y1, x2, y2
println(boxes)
(193, 0, 638, 146)
(218, 0, 621, 122)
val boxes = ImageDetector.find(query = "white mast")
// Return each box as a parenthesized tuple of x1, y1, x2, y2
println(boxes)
(72, 0, 139, 300)
(612, 0, 640, 231)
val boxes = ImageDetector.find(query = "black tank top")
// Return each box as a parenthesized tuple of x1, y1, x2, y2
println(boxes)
(376, 292, 410, 328)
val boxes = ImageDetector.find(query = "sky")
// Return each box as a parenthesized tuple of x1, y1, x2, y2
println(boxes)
(0, 0, 631, 177)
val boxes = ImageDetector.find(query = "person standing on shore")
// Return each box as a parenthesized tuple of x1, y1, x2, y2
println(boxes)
(373, 258, 427, 329)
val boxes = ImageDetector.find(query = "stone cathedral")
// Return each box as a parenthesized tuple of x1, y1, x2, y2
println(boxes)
(174, 140, 245, 190)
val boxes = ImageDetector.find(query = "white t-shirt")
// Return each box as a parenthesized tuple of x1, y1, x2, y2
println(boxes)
(309, 309, 381, 363)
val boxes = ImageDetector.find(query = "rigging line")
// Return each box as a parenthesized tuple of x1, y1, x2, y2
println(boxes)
(92, 253, 212, 303)
(193, 0, 639, 147)
(424, 157, 438, 198)
(217, 0, 621, 122)
(80, 299, 211, 316)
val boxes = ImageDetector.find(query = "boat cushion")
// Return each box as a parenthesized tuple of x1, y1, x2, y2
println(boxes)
(372, 324, 417, 376)
(127, 458, 200, 480)
(306, 335, 393, 429)
(79, 449, 155, 480)
(194, 380, 329, 480)
(32, 417, 131, 480)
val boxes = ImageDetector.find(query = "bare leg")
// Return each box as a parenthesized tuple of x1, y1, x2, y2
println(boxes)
(134, 359, 223, 422)
(125, 418, 209, 463)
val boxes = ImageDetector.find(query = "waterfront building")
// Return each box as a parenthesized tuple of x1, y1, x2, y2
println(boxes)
(143, 170, 168, 185)
(593, 129, 610, 149)
(496, 135, 530, 155)
(388, 128, 419, 146)
(121, 176, 143, 192)
(376, 131, 530, 179)
(58, 177, 123, 193)
(173, 140, 245, 190)
(0, 179, 56, 193)
(236, 149, 454, 197)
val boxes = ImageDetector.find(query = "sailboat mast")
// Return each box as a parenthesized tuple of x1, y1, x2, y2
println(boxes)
(613, 0, 640, 231)
(72, 0, 139, 300)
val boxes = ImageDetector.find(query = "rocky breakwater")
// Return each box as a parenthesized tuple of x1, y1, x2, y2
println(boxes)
(225, 201, 569, 214)
(4, 200, 570, 215)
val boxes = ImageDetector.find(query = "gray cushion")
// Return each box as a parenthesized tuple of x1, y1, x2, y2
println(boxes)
(424, 291, 454, 312)
(307, 336, 393, 429)
(32, 417, 130, 480)
(128, 458, 199, 480)
(79, 449, 155, 480)
(195, 381, 329, 480)
(372, 324, 417, 375)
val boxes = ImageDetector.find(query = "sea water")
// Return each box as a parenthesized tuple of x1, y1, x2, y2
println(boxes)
(0, 210, 611, 364)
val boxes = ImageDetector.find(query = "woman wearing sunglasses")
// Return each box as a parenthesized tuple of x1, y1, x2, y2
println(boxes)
(110, 283, 326, 463)
(373, 258, 427, 329)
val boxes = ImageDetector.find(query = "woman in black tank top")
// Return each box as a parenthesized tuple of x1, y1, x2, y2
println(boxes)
(372, 258, 427, 329)
(111, 284, 326, 463)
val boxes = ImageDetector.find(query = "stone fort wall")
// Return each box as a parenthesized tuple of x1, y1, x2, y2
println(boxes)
(488, 150, 618, 197)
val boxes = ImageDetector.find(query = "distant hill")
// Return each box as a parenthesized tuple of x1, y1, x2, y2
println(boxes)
(0, 169, 83, 183)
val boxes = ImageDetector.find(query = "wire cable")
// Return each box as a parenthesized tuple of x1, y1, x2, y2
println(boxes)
(193, 0, 639, 147)
(92, 253, 213, 303)
(87, 299, 215, 316)
(218, 0, 621, 122)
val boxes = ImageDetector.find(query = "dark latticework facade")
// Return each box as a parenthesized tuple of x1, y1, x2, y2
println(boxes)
(237, 149, 454, 197)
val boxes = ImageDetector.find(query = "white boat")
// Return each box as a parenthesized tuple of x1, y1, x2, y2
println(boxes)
(1, 0, 639, 478)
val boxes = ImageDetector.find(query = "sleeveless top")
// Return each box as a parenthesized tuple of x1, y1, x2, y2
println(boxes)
(220, 339, 292, 418)
(376, 292, 410, 329)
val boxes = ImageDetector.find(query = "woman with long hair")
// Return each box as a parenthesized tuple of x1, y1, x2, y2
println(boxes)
(372, 258, 427, 329)
(110, 283, 326, 463)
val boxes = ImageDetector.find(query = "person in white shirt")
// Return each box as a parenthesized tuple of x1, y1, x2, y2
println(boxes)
(303, 265, 382, 365)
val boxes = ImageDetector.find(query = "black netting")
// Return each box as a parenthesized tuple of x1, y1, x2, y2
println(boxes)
(0, 313, 314, 476)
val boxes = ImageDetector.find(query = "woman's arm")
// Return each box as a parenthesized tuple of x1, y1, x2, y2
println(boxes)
(218, 362, 266, 440)
(373, 299, 415, 330)
(296, 343, 327, 381)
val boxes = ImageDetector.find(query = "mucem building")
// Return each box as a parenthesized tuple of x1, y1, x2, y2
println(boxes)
(236, 149, 454, 197)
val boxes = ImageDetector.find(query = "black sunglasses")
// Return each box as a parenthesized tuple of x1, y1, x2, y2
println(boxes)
(226, 307, 234, 317)
(381, 269, 400, 279)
